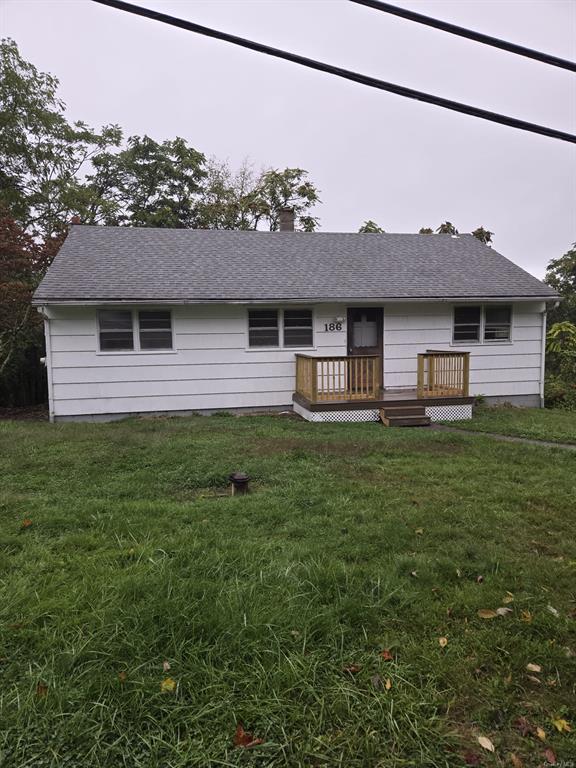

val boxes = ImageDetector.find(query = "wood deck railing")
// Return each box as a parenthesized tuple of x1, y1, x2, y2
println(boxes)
(417, 350, 470, 398)
(295, 355, 380, 402)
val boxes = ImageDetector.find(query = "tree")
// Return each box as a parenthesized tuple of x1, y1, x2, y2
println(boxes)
(545, 243, 576, 326)
(436, 222, 459, 235)
(195, 162, 320, 231)
(87, 135, 206, 228)
(471, 226, 494, 245)
(0, 38, 122, 238)
(419, 227, 433, 234)
(358, 220, 385, 233)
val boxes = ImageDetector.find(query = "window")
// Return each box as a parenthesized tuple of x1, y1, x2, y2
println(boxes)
(284, 309, 313, 347)
(139, 311, 173, 349)
(248, 309, 314, 348)
(453, 306, 481, 342)
(248, 310, 279, 347)
(98, 310, 134, 351)
(484, 306, 512, 342)
(98, 309, 173, 352)
(453, 305, 512, 344)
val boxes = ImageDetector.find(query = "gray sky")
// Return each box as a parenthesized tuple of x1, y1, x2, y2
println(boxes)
(2, 0, 575, 278)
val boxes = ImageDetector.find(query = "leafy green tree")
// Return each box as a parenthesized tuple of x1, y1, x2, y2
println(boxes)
(419, 227, 433, 234)
(87, 136, 206, 228)
(196, 162, 320, 231)
(545, 242, 576, 326)
(0, 38, 122, 237)
(436, 222, 459, 235)
(358, 220, 385, 233)
(471, 226, 494, 245)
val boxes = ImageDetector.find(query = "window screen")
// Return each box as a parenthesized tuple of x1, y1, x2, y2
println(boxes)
(98, 310, 134, 351)
(248, 310, 279, 347)
(284, 310, 313, 347)
(139, 311, 173, 350)
(484, 306, 511, 342)
(453, 306, 481, 342)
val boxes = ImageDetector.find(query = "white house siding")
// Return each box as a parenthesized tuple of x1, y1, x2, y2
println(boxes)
(383, 302, 545, 402)
(46, 300, 545, 420)
(47, 304, 348, 419)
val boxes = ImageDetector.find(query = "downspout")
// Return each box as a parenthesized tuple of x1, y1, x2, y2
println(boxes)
(539, 307, 547, 409)
(39, 308, 55, 423)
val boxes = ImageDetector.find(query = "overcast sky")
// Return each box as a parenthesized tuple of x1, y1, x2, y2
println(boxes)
(2, 0, 575, 278)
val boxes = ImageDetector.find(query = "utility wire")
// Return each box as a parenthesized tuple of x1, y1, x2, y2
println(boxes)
(91, 0, 576, 144)
(351, 0, 576, 73)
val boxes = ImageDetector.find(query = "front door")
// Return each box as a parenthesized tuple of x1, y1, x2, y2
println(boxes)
(347, 308, 383, 390)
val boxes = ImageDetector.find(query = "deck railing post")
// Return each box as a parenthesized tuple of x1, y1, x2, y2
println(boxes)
(311, 358, 318, 403)
(417, 354, 424, 398)
(463, 352, 470, 397)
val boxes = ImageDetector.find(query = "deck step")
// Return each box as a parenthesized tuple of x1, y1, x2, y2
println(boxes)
(379, 408, 431, 428)
(380, 405, 427, 417)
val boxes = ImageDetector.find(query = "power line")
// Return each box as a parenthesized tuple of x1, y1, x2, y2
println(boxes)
(350, 0, 576, 73)
(91, 0, 576, 144)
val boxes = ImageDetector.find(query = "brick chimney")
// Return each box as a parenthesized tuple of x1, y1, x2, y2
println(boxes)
(279, 207, 295, 232)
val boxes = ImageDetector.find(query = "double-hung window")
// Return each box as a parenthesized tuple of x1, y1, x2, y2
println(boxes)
(98, 310, 173, 352)
(248, 309, 313, 348)
(453, 305, 512, 344)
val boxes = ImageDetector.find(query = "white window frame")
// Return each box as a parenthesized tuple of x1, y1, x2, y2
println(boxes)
(451, 304, 513, 346)
(97, 308, 175, 354)
(246, 307, 315, 350)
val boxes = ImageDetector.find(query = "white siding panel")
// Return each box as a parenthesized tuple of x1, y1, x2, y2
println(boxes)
(383, 302, 544, 399)
(52, 391, 295, 417)
(46, 303, 349, 417)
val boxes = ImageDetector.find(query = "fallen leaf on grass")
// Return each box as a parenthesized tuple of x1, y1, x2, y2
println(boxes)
(21, 519, 33, 530)
(379, 649, 393, 661)
(476, 575, 484, 584)
(35, 682, 48, 697)
(160, 677, 176, 693)
(439, 637, 448, 648)
(536, 727, 546, 741)
(234, 723, 264, 748)
(510, 754, 524, 768)
(370, 674, 383, 690)
(503, 593, 515, 604)
(520, 611, 532, 623)
(546, 605, 560, 618)
(543, 747, 557, 765)
(496, 606, 513, 616)
(162, 660, 171, 672)
(526, 675, 542, 685)
(415, 528, 424, 535)
(385, 677, 392, 690)
(118, 671, 127, 683)
(410, 570, 418, 578)
(478, 609, 498, 619)
(343, 664, 361, 675)
(552, 718, 571, 733)
(526, 663, 542, 673)
(477, 735, 495, 752)
(513, 716, 533, 737)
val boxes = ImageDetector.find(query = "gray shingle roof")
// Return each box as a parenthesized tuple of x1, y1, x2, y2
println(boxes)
(33, 225, 557, 303)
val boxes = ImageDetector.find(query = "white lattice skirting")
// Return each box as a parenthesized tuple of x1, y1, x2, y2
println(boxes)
(294, 401, 473, 423)
(424, 404, 473, 421)
(293, 401, 380, 422)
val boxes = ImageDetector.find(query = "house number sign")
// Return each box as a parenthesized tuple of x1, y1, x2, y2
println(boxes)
(324, 322, 343, 332)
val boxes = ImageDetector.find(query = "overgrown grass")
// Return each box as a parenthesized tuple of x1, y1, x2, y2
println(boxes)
(448, 404, 576, 444)
(0, 415, 575, 767)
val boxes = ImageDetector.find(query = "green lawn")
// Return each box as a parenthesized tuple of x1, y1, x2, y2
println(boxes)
(447, 405, 576, 445)
(0, 415, 574, 767)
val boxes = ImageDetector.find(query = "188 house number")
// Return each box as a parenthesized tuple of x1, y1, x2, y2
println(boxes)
(324, 322, 343, 332)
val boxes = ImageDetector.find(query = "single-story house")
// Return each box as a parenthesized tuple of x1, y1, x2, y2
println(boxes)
(32, 212, 558, 423)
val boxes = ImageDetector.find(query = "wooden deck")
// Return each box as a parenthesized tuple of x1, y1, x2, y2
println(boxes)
(293, 389, 475, 412)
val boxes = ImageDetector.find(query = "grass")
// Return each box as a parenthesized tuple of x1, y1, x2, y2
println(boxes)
(447, 404, 576, 445)
(0, 414, 575, 767)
